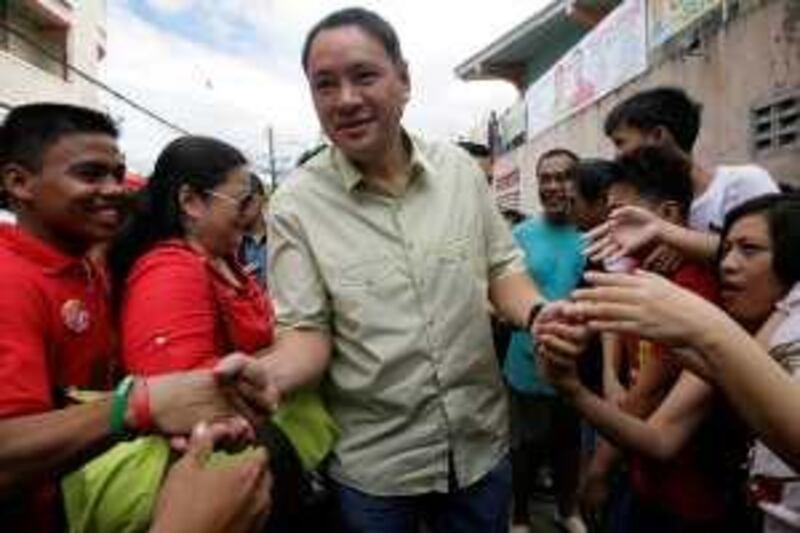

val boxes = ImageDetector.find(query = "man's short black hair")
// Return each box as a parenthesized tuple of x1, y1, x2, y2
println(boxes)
(457, 141, 491, 158)
(604, 87, 702, 152)
(535, 148, 579, 175)
(302, 7, 405, 71)
(0, 103, 118, 172)
(721, 193, 800, 288)
(613, 145, 694, 217)
(574, 159, 622, 204)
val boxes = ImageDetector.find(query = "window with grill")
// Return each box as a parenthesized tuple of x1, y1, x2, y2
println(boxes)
(0, 0, 69, 79)
(751, 90, 800, 156)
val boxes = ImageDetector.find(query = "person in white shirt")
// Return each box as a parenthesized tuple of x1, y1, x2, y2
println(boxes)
(586, 87, 778, 266)
(0, 194, 14, 224)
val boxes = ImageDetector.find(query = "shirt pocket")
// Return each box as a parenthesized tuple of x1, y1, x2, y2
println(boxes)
(330, 255, 410, 330)
(424, 235, 492, 349)
(428, 235, 483, 294)
(336, 255, 403, 290)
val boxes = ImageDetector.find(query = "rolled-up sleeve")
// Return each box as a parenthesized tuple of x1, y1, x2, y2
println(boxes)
(267, 192, 331, 332)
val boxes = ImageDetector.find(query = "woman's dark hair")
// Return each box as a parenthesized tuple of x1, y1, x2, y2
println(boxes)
(719, 192, 800, 288)
(573, 158, 621, 204)
(108, 136, 247, 304)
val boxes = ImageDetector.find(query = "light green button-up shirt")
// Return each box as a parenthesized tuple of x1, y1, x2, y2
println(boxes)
(267, 134, 525, 495)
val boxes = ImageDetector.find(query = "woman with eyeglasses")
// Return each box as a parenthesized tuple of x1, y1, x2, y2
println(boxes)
(109, 136, 270, 375)
(108, 136, 335, 532)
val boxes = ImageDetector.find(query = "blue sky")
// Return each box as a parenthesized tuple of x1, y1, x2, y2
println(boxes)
(127, 0, 270, 62)
(102, 0, 538, 174)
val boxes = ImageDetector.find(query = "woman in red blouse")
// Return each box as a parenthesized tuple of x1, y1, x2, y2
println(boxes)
(108, 136, 302, 531)
(109, 136, 273, 372)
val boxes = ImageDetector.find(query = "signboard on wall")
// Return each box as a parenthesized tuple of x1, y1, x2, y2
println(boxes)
(648, 0, 720, 48)
(492, 153, 521, 212)
(525, 0, 647, 141)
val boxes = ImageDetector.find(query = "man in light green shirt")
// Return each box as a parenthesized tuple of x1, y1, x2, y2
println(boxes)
(219, 7, 549, 532)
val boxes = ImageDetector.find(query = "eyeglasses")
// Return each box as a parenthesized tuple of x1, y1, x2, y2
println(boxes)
(206, 189, 256, 214)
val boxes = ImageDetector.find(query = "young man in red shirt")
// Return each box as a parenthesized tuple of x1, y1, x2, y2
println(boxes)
(0, 103, 267, 532)
(577, 145, 747, 531)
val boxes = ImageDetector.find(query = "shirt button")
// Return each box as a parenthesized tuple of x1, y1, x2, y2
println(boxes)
(154, 336, 167, 346)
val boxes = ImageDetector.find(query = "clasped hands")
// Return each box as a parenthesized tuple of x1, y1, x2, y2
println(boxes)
(533, 269, 720, 393)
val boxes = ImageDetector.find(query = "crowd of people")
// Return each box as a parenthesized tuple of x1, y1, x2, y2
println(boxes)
(0, 6, 798, 533)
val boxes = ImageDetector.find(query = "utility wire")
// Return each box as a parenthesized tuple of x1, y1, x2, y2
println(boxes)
(0, 18, 191, 135)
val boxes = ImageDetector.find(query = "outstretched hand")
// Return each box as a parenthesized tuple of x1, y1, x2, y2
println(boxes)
(583, 206, 663, 262)
(572, 270, 724, 350)
(533, 301, 591, 394)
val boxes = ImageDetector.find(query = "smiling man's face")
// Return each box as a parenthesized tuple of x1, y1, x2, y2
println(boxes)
(305, 25, 410, 165)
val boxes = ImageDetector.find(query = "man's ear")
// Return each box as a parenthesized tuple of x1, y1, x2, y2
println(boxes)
(658, 200, 683, 225)
(398, 60, 411, 102)
(1, 163, 36, 205)
(652, 125, 677, 148)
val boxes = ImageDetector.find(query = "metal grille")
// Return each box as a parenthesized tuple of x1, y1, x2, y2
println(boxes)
(751, 90, 800, 156)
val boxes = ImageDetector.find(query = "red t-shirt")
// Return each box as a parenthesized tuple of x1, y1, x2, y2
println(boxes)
(121, 240, 274, 375)
(0, 224, 115, 532)
(628, 262, 748, 522)
(622, 262, 719, 388)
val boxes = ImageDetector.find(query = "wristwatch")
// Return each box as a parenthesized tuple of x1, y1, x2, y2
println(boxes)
(525, 300, 547, 331)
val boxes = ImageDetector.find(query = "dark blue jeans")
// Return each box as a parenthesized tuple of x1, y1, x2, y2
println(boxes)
(333, 456, 511, 533)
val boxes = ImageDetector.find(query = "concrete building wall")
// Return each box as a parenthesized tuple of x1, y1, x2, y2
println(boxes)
(511, 0, 800, 212)
(1, 0, 106, 109)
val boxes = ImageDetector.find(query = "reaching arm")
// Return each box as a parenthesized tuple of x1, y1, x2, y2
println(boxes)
(658, 221, 720, 263)
(217, 329, 332, 413)
(585, 206, 719, 264)
(602, 333, 625, 403)
(0, 400, 115, 496)
(258, 328, 332, 395)
(0, 369, 245, 497)
(489, 272, 545, 329)
(695, 322, 800, 470)
(573, 271, 800, 469)
(553, 363, 713, 461)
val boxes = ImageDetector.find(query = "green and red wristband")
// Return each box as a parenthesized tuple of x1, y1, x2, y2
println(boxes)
(110, 375, 153, 437)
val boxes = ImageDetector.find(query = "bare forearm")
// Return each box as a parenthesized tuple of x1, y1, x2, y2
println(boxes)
(262, 328, 331, 395)
(567, 386, 669, 459)
(697, 322, 800, 469)
(0, 400, 116, 496)
(489, 271, 544, 327)
(660, 223, 720, 263)
(602, 333, 623, 397)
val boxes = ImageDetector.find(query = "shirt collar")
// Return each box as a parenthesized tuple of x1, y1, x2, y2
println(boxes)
(0, 224, 85, 275)
(331, 131, 433, 193)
